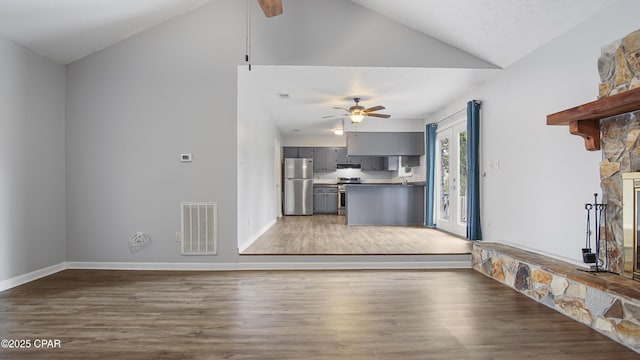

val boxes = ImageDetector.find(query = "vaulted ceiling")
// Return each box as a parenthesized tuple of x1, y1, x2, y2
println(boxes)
(0, 0, 619, 135)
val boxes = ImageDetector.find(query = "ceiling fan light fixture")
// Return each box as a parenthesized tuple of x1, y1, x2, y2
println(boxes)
(349, 113, 365, 123)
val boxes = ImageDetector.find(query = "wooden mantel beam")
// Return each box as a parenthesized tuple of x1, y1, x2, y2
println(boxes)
(547, 87, 640, 151)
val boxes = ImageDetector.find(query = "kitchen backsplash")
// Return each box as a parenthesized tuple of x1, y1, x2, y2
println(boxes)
(313, 168, 392, 183)
(313, 156, 426, 184)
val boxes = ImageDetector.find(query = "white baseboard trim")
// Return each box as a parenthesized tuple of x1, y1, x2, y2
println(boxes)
(237, 218, 277, 253)
(65, 260, 471, 271)
(0, 263, 67, 292)
(234, 261, 471, 270)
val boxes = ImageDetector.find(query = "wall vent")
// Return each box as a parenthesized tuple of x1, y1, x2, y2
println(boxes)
(181, 202, 217, 255)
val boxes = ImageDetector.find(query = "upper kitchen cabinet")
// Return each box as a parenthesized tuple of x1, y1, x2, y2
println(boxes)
(283, 147, 314, 159)
(347, 132, 425, 156)
(335, 148, 361, 165)
(370, 156, 386, 171)
(298, 147, 314, 159)
(335, 147, 348, 164)
(283, 146, 299, 158)
(313, 147, 339, 171)
(336, 148, 385, 171)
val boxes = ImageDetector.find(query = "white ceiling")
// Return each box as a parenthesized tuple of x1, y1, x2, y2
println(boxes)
(0, 0, 212, 64)
(242, 65, 499, 135)
(352, 0, 618, 69)
(0, 0, 618, 136)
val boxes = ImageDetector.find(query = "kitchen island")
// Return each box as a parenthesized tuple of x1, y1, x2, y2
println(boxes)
(346, 183, 424, 225)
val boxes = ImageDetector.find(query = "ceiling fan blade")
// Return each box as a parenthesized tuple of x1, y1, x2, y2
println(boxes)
(333, 107, 350, 112)
(322, 114, 341, 119)
(257, 0, 283, 17)
(364, 105, 385, 112)
(367, 113, 391, 118)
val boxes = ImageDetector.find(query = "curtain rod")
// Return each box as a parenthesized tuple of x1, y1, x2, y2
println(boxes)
(429, 107, 466, 126)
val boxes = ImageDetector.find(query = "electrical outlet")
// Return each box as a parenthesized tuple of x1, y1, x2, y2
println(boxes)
(487, 160, 501, 171)
(175, 232, 181, 242)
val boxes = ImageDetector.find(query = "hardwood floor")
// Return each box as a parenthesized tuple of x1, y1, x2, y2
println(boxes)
(0, 269, 637, 359)
(242, 215, 472, 255)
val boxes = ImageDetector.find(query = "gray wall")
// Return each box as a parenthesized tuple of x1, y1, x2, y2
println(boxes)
(66, 0, 243, 262)
(0, 36, 66, 281)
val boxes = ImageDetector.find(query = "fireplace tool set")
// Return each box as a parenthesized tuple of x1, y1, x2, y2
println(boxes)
(580, 193, 608, 273)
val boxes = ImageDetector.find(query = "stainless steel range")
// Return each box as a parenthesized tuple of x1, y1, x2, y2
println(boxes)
(337, 177, 360, 216)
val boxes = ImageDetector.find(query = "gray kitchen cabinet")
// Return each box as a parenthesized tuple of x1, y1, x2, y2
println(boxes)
(313, 192, 325, 212)
(349, 156, 386, 171)
(313, 147, 338, 171)
(283, 147, 315, 159)
(371, 156, 386, 171)
(313, 186, 338, 214)
(283, 147, 299, 158)
(384, 156, 421, 171)
(336, 148, 362, 166)
(289, 147, 390, 171)
(335, 147, 348, 164)
(356, 156, 372, 170)
(325, 190, 338, 211)
(298, 147, 314, 159)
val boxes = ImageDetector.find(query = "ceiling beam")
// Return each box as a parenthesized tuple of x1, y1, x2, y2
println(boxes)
(257, 0, 283, 18)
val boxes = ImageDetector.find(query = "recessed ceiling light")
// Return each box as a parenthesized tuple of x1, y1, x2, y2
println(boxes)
(334, 129, 344, 135)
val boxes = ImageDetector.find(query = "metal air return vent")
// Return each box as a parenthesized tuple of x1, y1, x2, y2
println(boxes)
(181, 202, 217, 255)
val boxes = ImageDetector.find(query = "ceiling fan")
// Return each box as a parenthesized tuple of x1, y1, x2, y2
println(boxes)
(257, 0, 283, 17)
(325, 98, 391, 123)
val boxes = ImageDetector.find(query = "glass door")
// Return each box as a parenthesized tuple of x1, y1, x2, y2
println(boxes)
(435, 122, 467, 237)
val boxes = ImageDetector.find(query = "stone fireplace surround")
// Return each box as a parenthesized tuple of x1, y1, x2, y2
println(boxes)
(598, 28, 640, 276)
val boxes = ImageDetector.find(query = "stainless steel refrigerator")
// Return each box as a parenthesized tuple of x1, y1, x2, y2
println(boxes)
(284, 158, 313, 215)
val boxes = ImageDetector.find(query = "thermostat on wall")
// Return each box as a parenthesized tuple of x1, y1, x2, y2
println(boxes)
(180, 154, 192, 162)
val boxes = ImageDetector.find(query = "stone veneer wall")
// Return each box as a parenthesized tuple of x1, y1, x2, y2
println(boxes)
(597, 29, 640, 274)
(598, 29, 640, 98)
(473, 243, 640, 352)
(600, 110, 640, 274)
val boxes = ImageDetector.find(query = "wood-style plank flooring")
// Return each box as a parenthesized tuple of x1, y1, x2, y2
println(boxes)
(242, 215, 472, 255)
(0, 269, 636, 359)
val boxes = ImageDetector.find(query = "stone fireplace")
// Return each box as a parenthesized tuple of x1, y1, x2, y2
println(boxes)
(598, 29, 640, 279)
(600, 111, 640, 277)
